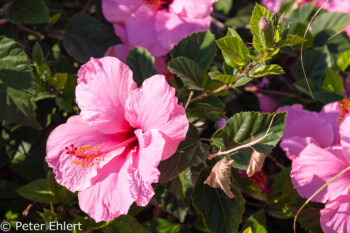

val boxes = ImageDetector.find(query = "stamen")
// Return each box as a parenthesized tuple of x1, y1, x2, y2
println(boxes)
(338, 98, 350, 123)
(65, 136, 138, 168)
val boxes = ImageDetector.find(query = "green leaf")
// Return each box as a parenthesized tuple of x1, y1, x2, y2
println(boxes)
(16, 179, 56, 204)
(212, 112, 286, 169)
(48, 73, 68, 90)
(322, 68, 343, 93)
(214, 0, 233, 15)
(311, 12, 350, 36)
(289, 2, 315, 23)
(249, 4, 272, 53)
(171, 31, 216, 71)
(233, 77, 253, 88)
(5, 0, 49, 24)
(103, 215, 151, 233)
(63, 13, 117, 63)
(211, 74, 236, 84)
(249, 64, 284, 78)
(241, 209, 267, 233)
(144, 219, 191, 233)
(192, 167, 245, 233)
(126, 47, 157, 87)
(216, 36, 249, 66)
(32, 42, 44, 66)
(0, 37, 41, 129)
(158, 124, 209, 182)
(337, 50, 350, 72)
(153, 184, 189, 223)
(277, 35, 306, 48)
(314, 91, 344, 104)
(167, 57, 204, 90)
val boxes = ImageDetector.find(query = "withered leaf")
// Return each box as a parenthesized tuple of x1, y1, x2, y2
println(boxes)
(246, 149, 265, 177)
(204, 157, 234, 198)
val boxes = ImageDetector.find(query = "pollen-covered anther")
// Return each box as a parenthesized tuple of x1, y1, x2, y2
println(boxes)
(65, 144, 108, 168)
(338, 98, 350, 123)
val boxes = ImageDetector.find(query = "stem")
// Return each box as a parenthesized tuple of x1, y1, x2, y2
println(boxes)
(17, 25, 45, 40)
(293, 166, 350, 233)
(190, 84, 230, 104)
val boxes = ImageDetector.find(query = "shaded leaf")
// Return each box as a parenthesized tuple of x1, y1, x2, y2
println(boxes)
(144, 219, 191, 233)
(192, 167, 245, 233)
(167, 57, 204, 90)
(241, 209, 267, 233)
(322, 68, 343, 93)
(103, 215, 151, 233)
(158, 124, 209, 182)
(16, 179, 56, 204)
(63, 13, 117, 63)
(5, 0, 49, 24)
(126, 47, 157, 87)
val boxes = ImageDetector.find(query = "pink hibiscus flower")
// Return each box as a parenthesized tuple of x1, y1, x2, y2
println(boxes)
(290, 114, 350, 233)
(102, 0, 216, 65)
(46, 57, 189, 222)
(277, 101, 340, 160)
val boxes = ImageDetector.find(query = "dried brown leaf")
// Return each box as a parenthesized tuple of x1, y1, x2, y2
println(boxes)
(204, 157, 234, 198)
(246, 149, 265, 177)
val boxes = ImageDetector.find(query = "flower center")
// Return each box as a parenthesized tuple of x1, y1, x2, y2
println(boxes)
(66, 136, 138, 168)
(66, 144, 107, 168)
(338, 98, 350, 123)
(142, 0, 173, 10)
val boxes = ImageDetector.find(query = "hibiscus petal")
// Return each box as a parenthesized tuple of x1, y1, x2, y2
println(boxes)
(76, 57, 137, 134)
(340, 115, 350, 163)
(46, 116, 128, 192)
(169, 0, 215, 18)
(78, 148, 137, 222)
(277, 104, 313, 121)
(125, 75, 189, 160)
(291, 144, 350, 203)
(321, 195, 350, 233)
(128, 129, 165, 206)
(280, 136, 319, 160)
(319, 101, 340, 144)
(102, 0, 141, 23)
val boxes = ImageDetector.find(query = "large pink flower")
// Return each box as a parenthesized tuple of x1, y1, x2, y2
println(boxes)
(102, 0, 216, 58)
(46, 57, 189, 222)
(277, 101, 340, 160)
(290, 115, 350, 233)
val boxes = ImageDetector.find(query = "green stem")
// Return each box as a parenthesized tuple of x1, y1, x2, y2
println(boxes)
(293, 166, 350, 233)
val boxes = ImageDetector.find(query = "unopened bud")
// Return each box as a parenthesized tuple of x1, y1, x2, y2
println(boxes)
(259, 16, 274, 49)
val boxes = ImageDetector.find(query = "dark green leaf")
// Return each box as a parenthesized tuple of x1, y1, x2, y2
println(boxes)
(167, 57, 204, 90)
(314, 91, 344, 104)
(63, 13, 117, 63)
(158, 124, 209, 182)
(126, 47, 157, 87)
(192, 167, 245, 233)
(171, 31, 216, 71)
(16, 179, 56, 204)
(144, 219, 191, 233)
(49, 73, 68, 90)
(214, 0, 233, 15)
(32, 42, 44, 66)
(103, 215, 151, 233)
(5, 0, 49, 24)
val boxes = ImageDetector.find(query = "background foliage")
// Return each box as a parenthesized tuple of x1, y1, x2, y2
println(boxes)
(0, 0, 350, 232)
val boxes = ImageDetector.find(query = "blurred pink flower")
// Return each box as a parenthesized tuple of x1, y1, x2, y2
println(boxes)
(262, 0, 282, 12)
(216, 118, 227, 129)
(102, 0, 216, 59)
(46, 57, 189, 222)
(290, 115, 350, 233)
(277, 102, 340, 160)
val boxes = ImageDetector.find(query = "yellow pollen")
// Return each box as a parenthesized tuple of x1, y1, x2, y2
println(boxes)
(338, 98, 350, 124)
(65, 144, 108, 168)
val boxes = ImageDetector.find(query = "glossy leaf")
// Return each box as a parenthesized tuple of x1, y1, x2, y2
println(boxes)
(171, 31, 216, 71)
(192, 167, 245, 233)
(5, 0, 49, 24)
(167, 57, 204, 90)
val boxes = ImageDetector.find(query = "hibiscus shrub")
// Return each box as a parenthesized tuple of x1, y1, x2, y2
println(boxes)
(1, 0, 350, 232)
